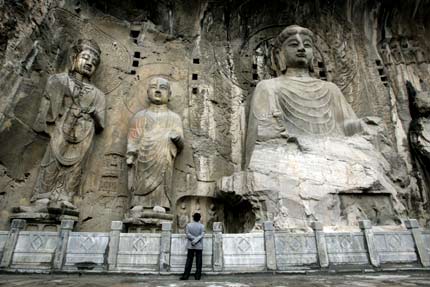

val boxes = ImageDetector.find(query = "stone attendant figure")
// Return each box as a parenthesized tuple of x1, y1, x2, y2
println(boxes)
(407, 81, 430, 220)
(126, 77, 184, 214)
(32, 39, 105, 209)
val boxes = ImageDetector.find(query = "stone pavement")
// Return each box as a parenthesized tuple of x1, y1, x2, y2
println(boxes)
(0, 272, 430, 287)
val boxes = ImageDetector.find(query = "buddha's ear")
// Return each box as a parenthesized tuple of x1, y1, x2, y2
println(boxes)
(308, 54, 315, 73)
(167, 88, 172, 102)
(271, 48, 286, 76)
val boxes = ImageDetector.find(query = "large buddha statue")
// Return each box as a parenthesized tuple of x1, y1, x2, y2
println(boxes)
(220, 25, 406, 229)
(246, 25, 362, 163)
(124, 77, 184, 230)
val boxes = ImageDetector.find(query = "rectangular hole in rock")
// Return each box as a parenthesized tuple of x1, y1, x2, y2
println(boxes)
(192, 74, 198, 80)
(130, 70, 136, 75)
(252, 64, 258, 69)
(375, 59, 382, 66)
(134, 52, 141, 58)
(319, 71, 327, 78)
(193, 58, 200, 64)
(192, 87, 198, 94)
(318, 61, 324, 68)
(381, 76, 388, 81)
(378, 68, 384, 75)
(132, 60, 139, 67)
(252, 73, 258, 80)
(130, 30, 140, 38)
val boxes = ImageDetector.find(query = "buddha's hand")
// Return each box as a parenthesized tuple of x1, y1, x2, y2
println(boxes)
(126, 153, 136, 165)
(280, 129, 289, 139)
(169, 131, 182, 143)
(81, 106, 95, 115)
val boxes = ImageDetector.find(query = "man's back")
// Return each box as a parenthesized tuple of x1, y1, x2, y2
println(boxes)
(186, 221, 204, 250)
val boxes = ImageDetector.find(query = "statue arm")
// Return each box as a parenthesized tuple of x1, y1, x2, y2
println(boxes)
(92, 91, 106, 132)
(251, 81, 287, 140)
(332, 83, 364, 136)
(170, 117, 184, 151)
(33, 94, 50, 133)
(126, 115, 141, 165)
(33, 74, 63, 133)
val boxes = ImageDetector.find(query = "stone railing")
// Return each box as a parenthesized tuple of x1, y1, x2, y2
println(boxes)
(0, 219, 429, 273)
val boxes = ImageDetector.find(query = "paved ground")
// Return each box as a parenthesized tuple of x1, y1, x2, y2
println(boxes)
(0, 272, 430, 287)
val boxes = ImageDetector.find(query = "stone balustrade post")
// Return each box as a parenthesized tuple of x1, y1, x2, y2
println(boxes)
(263, 221, 277, 271)
(359, 220, 380, 267)
(212, 222, 223, 272)
(312, 221, 329, 268)
(53, 220, 74, 270)
(108, 221, 123, 271)
(159, 222, 172, 272)
(0, 219, 26, 268)
(405, 219, 430, 267)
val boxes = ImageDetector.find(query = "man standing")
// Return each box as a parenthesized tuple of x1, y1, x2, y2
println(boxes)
(180, 212, 205, 280)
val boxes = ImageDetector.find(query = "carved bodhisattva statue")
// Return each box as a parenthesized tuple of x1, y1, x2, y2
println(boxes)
(34, 39, 105, 208)
(220, 25, 406, 229)
(12, 39, 105, 228)
(125, 77, 184, 230)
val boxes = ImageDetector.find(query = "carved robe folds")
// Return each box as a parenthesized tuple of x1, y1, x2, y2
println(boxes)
(32, 73, 105, 206)
(127, 106, 184, 210)
(220, 76, 406, 229)
(246, 77, 362, 161)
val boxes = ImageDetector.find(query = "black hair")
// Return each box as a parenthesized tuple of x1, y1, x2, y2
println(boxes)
(193, 213, 201, 222)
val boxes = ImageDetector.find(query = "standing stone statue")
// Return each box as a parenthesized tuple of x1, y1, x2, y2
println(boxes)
(407, 81, 430, 223)
(125, 77, 184, 230)
(31, 39, 105, 210)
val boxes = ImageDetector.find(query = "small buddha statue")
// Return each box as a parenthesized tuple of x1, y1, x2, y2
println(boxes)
(125, 77, 184, 228)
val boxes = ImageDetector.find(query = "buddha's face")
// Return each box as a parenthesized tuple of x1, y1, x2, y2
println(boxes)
(73, 49, 100, 77)
(281, 33, 313, 68)
(148, 78, 171, 105)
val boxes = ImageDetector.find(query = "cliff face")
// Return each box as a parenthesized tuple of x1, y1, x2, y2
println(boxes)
(0, 0, 429, 231)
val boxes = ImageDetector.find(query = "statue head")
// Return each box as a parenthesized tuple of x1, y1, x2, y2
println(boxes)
(272, 25, 314, 74)
(71, 39, 101, 78)
(147, 77, 172, 105)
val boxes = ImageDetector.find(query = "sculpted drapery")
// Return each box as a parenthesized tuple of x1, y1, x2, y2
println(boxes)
(32, 39, 105, 209)
(127, 77, 184, 211)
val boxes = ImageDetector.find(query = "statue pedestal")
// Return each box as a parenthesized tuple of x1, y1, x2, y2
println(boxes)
(219, 135, 405, 229)
(10, 206, 78, 231)
(123, 211, 174, 233)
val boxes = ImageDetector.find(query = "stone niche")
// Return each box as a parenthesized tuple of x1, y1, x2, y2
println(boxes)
(0, 0, 430, 232)
(176, 195, 255, 233)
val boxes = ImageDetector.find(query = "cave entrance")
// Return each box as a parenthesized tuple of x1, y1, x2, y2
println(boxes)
(175, 196, 255, 233)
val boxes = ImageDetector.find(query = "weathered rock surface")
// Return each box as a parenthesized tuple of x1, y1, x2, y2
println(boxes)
(0, 0, 429, 232)
(220, 134, 406, 229)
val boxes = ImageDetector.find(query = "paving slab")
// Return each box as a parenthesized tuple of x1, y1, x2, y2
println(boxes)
(0, 272, 430, 287)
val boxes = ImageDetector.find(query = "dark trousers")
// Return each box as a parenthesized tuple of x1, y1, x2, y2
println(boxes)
(182, 249, 202, 279)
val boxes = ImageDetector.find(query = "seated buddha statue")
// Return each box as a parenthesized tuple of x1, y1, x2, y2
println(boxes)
(220, 25, 407, 230)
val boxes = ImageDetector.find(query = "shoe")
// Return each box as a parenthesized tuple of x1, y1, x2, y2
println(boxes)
(179, 276, 188, 280)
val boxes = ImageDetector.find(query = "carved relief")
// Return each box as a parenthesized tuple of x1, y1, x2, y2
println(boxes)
(124, 77, 184, 230)
(30, 39, 105, 211)
(49, 9, 130, 95)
